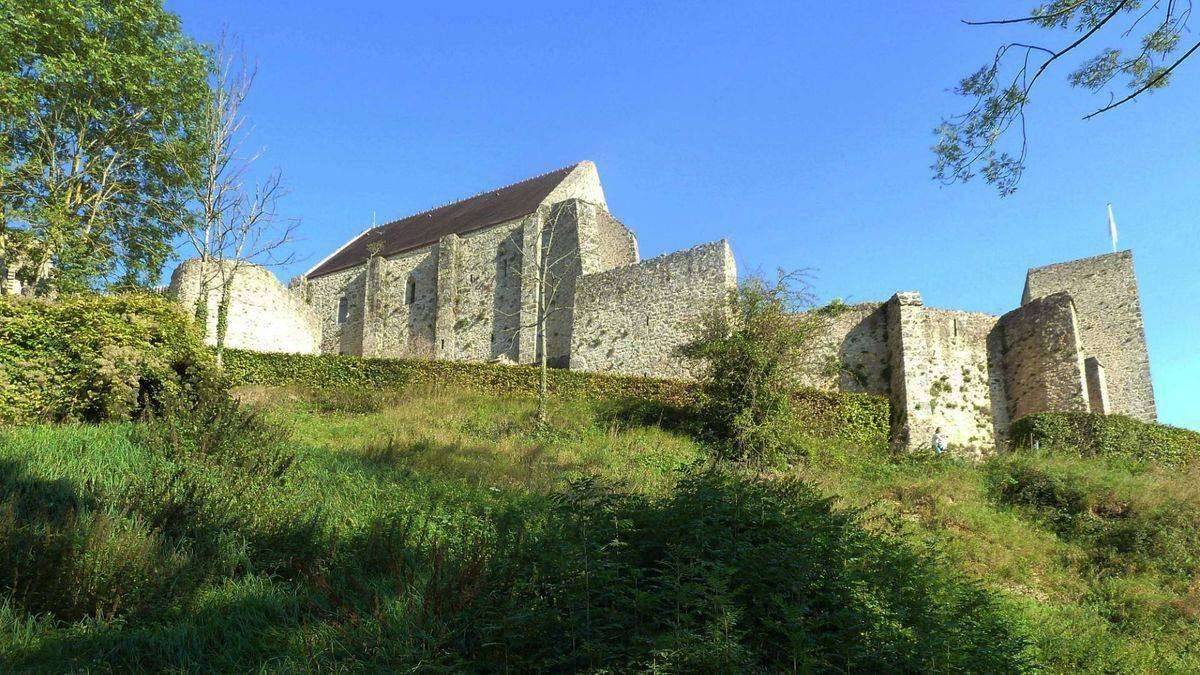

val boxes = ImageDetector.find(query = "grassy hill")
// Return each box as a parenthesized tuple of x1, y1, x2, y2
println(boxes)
(1, 382, 1197, 671)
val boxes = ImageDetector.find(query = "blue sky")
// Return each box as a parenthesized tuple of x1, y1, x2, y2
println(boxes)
(165, 1, 1198, 430)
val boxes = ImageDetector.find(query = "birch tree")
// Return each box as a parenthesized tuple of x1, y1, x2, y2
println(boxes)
(0, 0, 208, 293)
(177, 34, 295, 366)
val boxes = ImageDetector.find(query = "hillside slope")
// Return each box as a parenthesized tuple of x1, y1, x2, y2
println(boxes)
(1, 385, 1196, 671)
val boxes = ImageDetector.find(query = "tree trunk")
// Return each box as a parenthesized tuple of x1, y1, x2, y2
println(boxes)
(214, 275, 232, 368)
(537, 273, 548, 427)
(538, 327, 548, 427)
(193, 257, 210, 342)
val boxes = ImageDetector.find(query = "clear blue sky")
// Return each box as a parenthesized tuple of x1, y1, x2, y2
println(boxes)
(165, 1, 1198, 430)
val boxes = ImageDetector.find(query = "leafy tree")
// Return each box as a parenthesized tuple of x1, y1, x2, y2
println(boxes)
(0, 0, 209, 294)
(934, 1, 1197, 195)
(681, 272, 827, 463)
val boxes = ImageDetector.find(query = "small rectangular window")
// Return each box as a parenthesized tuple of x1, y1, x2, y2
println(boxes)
(337, 296, 349, 325)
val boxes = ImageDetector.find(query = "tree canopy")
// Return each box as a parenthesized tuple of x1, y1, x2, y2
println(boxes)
(934, 0, 1196, 195)
(0, 0, 209, 294)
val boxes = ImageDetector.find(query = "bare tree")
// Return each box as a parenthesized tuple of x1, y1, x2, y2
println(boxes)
(177, 33, 296, 366)
(934, 0, 1196, 195)
(500, 204, 580, 427)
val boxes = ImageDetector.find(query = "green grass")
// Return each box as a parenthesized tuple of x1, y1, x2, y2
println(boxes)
(0, 384, 1196, 671)
(791, 437, 1200, 672)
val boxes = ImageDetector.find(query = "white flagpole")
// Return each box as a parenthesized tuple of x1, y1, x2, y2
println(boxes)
(1107, 203, 1118, 253)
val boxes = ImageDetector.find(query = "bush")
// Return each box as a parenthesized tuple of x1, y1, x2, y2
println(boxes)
(222, 348, 890, 446)
(679, 273, 849, 462)
(1011, 412, 1200, 467)
(0, 382, 308, 625)
(0, 293, 218, 424)
(223, 348, 697, 408)
(464, 468, 1037, 671)
(988, 454, 1200, 578)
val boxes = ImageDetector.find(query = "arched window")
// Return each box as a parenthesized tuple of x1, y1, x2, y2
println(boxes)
(405, 275, 417, 305)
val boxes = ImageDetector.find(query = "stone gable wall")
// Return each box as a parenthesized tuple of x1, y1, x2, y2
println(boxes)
(570, 240, 736, 379)
(302, 263, 367, 355)
(1022, 251, 1156, 421)
(168, 259, 320, 355)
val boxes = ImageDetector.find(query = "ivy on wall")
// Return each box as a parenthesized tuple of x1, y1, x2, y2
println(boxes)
(1011, 412, 1200, 467)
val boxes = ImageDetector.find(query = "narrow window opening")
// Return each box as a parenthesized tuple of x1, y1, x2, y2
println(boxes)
(406, 276, 416, 305)
(337, 296, 349, 325)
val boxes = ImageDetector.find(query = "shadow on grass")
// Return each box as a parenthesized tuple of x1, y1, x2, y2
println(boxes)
(345, 435, 587, 492)
(592, 397, 701, 437)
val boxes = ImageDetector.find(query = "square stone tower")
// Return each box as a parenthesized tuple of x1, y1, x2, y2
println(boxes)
(1021, 251, 1156, 422)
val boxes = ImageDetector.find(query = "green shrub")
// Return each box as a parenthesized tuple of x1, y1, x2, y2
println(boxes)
(988, 454, 1200, 578)
(679, 273, 842, 462)
(1011, 412, 1200, 467)
(791, 388, 891, 448)
(464, 468, 1037, 672)
(223, 348, 697, 407)
(222, 348, 890, 446)
(0, 293, 218, 424)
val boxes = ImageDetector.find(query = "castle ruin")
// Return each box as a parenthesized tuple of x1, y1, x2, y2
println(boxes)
(168, 161, 1156, 454)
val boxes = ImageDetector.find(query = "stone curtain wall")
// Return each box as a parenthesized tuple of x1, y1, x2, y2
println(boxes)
(1022, 251, 1156, 421)
(997, 291, 1090, 421)
(884, 292, 1008, 455)
(168, 259, 320, 354)
(799, 303, 891, 396)
(570, 240, 737, 379)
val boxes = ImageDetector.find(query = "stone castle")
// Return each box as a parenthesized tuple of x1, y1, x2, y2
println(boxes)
(168, 161, 1156, 453)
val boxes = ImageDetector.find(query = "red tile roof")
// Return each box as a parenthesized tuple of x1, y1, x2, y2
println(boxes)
(307, 163, 578, 279)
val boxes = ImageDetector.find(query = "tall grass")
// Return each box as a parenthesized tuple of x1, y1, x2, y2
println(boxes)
(0, 384, 1195, 671)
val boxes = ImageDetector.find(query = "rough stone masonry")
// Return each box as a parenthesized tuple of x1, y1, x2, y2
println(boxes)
(168, 162, 1156, 454)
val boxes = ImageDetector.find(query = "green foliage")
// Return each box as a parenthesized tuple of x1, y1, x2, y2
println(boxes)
(988, 453, 1200, 580)
(1011, 412, 1200, 467)
(934, 1, 1194, 195)
(790, 389, 891, 447)
(223, 347, 698, 407)
(680, 273, 832, 462)
(6, 384, 1200, 671)
(224, 340, 889, 451)
(0, 0, 210, 291)
(0, 394, 1035, 671)
(467, 469, 1035, 672)
(0, 293, 217, 424)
